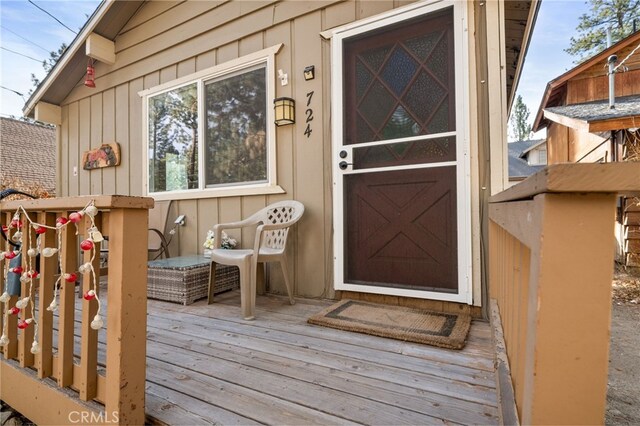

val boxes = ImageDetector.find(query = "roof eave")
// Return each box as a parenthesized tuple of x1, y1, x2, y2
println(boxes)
(508, 0, 541, 114)
(22, 0, 114, 118)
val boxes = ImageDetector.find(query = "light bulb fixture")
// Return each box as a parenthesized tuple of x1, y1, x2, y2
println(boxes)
(303, 65, 315, 81)
(84, 58, 96, 88)
(274, 97, 295, 126)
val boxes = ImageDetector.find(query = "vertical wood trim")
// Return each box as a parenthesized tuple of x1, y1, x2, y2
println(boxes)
(36, 212, 56, 378)
(68, 102, 80, 196)
(79, 98, 91, 195)
(522, 193, 615, 425)
(18, 220, 35, 368)
(57, 212, 77, 387)
(484, 0, 507, 195)
(60, 106, 69, 196)
(90, 94, 103, 196)
(129, 78, 144, 196)
(78, 214, 100, 401)
(102, 89, 117, 195)
(104, 208, 148, 425)
(115, 84, 130, 195)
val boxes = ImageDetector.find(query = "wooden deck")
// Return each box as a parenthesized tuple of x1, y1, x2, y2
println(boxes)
(60, 289, 498, 425)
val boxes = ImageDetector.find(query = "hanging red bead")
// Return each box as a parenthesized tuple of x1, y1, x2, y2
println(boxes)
(64, 273, 78, 283)
(10, 220, 22, 228)
(9, 307, 20, 315)
(1, 225, 8, 233)
(10, 266, 23, 275)
(17, 320, 29, 329)
(83, 290, 96, 301)
(69, 212, 83, 223)
(35, 226, 47, 235)
(26, 270, 39, 279)
(56, 217, 69, 227)
(4, 251, 17, 260)
(80, 239, 94, 251)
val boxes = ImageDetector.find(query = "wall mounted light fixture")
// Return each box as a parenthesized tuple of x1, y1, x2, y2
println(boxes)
(304, 65, 315, 81)
(274, 97, 295, 126)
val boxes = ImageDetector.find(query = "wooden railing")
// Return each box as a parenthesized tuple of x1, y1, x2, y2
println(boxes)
(0, 195, 152, 425)
(488, 163, 640, 425)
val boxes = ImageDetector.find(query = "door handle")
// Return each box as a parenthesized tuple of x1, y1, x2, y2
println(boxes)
(339, 161, 353, 170)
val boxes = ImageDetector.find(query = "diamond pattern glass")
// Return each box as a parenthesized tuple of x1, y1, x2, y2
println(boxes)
(359, 80, 395, 134)
(404, 31, 441, 61)
(356, 59, 373, 101)
(353, 136, 456, 169)
(360, 45, 392, 72)
(380, 48, 419, 96)
(382, 105, 420, 140)
(404, 71, 447, 123)
(427, 35, 449, 84)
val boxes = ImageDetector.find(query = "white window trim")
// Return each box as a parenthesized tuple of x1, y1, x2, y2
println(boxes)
(140, 44, 285, 201)
(330, 0, 473, 304)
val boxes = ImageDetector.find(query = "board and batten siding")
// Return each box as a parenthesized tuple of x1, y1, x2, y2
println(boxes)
(56, 0, 426, 299)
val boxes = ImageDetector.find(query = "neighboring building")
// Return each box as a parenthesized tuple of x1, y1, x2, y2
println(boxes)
(0, 117, 56, 196)
(23, 0, 538, 309)
(508, 138, 546, 183)
(532, 30, 640, 266)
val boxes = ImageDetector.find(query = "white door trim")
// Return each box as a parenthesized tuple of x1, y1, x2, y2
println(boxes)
(330, 0, 472, 304)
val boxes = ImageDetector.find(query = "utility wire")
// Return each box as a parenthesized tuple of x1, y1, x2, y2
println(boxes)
(1, 85, 27, 101)
(0, 24, 51, 54)
(27, 0, 78, 35)
(614, 42, 640, 72)
(1, 46, 43, 63)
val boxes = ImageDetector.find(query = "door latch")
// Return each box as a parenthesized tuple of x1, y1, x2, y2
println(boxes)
(339, 161, 353, 170)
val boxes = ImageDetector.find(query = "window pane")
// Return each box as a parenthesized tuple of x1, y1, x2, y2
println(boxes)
(205, 67, 267, 186)
(148, 83, 198, 193)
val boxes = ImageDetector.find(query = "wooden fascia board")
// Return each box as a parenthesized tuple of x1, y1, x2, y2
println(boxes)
(588, 116, 640, 132)
(543, 109, 589, 132)
(532, 82, 553, 132)
(22, 1, 115, 117)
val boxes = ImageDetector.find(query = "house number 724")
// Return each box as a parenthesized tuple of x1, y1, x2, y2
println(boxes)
(304, 91, 314, 138)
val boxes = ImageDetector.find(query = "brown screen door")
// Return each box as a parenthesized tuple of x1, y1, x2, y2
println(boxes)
(334, 6, 467, 298)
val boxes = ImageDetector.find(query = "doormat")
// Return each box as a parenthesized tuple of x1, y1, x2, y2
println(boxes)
(308, 299, 470, 349)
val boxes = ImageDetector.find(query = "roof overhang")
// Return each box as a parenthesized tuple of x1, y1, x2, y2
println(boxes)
(543, 94, 640, 132)
(533, 30, 640, 132)
(505, 0, 541, 114)
(23, 0, 144, 118)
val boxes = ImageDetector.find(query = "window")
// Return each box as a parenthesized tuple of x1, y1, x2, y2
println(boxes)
(142, 45, 284, 199)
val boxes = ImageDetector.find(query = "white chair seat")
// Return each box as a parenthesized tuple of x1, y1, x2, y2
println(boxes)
(207, 201, 304, 320)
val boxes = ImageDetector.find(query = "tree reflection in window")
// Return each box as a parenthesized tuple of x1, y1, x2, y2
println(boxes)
(205, 67, 267, 186)
(148, 83, 198, 192)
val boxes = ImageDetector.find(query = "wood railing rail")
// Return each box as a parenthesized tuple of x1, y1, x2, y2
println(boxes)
(0, 195, 153, 425)
(488, 163, 640, 425)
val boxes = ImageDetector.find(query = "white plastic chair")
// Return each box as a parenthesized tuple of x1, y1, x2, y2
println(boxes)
(207, 200, 305, 320)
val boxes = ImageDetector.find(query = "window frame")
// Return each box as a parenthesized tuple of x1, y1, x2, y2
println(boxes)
(140, 44, 284, 201)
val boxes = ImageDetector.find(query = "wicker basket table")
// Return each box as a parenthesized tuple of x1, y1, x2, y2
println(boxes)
(148, 255, 239, 305)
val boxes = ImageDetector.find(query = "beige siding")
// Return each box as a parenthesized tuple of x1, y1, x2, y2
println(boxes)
(56, 0, 505, 301)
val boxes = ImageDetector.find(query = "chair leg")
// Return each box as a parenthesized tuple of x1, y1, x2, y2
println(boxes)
(207, 261, 217, 304)
(279, 255, 295, 305)
(239, 260, 255, 321)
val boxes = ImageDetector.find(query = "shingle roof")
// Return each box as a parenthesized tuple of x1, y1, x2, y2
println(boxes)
(544, 94, 640, 124)
(0, 117, 56, 194)
(508, 139, 545, 179)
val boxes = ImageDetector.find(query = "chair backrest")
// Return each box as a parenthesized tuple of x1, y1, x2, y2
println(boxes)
(252, 200, 304, 251)
(148, 200, 173, 250)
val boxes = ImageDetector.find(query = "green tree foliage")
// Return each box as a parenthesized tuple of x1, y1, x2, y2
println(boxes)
(509, 95, 532, 142)
(566, 0, 640, 61)
(29, 43, 68, 95)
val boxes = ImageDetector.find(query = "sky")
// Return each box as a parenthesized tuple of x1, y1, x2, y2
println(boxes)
(0, 0, 590, 127)
(0, 0, 100, 118)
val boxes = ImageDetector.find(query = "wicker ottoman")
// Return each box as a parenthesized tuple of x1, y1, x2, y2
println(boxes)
(148, 255, 239, 305)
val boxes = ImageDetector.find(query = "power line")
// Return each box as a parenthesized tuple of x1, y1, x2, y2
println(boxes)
(0, 86, 27, 101)
(0, 24, 51, 54)
(27, 0, 78, 35)
(0, 46, 43, 63)
(614, 42, 640, 72)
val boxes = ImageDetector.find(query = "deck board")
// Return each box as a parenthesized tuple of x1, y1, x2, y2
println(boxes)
(55, 289, 498, 425)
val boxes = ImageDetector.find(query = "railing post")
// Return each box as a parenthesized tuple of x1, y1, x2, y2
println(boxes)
(58, 211, 77, 387)
(36, 212, 56, 378)
(105, 207, 148, 425)
(522, 193, 615, 425)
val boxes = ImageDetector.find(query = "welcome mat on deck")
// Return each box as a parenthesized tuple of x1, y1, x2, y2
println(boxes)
(307, 299, 471, 349)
